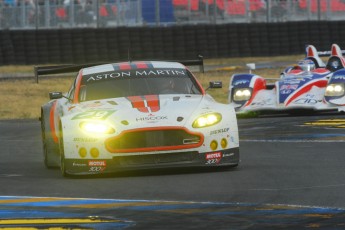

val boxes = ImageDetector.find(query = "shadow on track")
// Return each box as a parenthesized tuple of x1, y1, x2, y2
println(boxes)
(64, 165, 240, 180)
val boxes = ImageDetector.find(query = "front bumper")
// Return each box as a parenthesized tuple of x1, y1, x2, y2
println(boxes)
(64, 147, 240, 175)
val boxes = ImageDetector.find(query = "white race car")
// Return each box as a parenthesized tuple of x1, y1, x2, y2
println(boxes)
(39, 60, 239, 177)
(229, 44, 345, 114)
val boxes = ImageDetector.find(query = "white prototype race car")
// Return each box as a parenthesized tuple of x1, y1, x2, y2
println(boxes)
(38, 59, 239, 177)
(229, 44, 345, 114)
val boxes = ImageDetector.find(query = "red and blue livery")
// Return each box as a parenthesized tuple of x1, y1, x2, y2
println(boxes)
(229, 44, 345, 113)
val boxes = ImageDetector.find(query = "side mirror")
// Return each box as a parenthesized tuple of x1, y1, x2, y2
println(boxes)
(49, 92, 63, 100)
(246, 63, 256, 74)
(209, 81, 222, 89)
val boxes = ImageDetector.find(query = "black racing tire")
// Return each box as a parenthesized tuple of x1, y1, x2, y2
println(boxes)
(41, 110, 60, 169)
(58, 127, 69, 177)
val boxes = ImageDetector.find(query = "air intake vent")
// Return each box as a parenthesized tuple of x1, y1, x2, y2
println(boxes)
(105, 127, 203, 153)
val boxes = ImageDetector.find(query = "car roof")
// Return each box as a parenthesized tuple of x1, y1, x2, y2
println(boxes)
(82, 61, 186, 76)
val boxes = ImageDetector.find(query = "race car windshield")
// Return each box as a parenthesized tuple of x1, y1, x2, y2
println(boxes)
(79, 69, 202, 102)
(283, 72, 313, 79)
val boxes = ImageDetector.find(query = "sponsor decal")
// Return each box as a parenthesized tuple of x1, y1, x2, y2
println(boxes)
(72, 162, 87, 167)
(136, 115, 168, 122)
(294, 98, 321, 105)
(280, 84, 298, 90)
(234, 80, 249, 86)
(333, 75, 345, 80)
(72, 110, 115, 120)
(300, 75, 314, 80)
(330, 75, 345, 84)
(283, 79, 300, 84)
(88, 160, 107, 167)
(205, 152, 222, 165)
(210, 128, 230, 135)
(86, 72, 131, 82)
(305, 93, 315, 98)
(223, 153, 235, 157)
(135, 70, 186, 76)
(280, 89, 292, 95)
(73, 137, 98, 142)
(85, 69, 186, 82)
(251, 99, 273, 106)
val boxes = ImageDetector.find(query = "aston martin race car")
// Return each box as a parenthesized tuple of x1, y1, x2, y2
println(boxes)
(39, 60, 239, 177)
(229, 44, 345, 113)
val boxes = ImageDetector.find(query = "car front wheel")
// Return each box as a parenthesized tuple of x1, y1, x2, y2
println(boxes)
(59, 129, 69, 177)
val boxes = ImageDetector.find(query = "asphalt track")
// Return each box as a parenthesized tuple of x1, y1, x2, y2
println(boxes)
(1, 113, 345, 229)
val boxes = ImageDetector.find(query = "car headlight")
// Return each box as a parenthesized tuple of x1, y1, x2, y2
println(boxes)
(192, 113, 222, 128)
(80, 121, 115, 134)
(325, 83, 345, 97)
(233, 88, 252, 101)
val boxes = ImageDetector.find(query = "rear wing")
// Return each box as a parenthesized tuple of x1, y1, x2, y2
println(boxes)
(34, 55, 204, 83)
(314, 50, 345, 57)
(305, 44, 345, 57)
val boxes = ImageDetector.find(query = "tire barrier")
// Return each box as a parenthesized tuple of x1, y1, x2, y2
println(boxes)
(0, 21, 344, 65)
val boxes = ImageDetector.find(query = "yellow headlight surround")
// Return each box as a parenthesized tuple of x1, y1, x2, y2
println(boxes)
(192, 113, 222, 128)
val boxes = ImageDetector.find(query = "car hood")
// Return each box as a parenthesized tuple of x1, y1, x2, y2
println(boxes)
(68, 94, 215, 128)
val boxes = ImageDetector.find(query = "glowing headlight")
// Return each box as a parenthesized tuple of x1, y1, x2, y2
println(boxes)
(233, 88, 252, 101)
(80, 121, 115, 134)
(193, 113, 222, 128)
(325, 84, 345, 97)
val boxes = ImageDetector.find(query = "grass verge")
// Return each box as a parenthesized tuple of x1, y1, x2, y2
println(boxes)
(0, 56, 302, 120)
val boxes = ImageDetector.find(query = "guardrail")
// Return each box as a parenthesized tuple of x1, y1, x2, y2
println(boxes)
(1, 0, 345, 30)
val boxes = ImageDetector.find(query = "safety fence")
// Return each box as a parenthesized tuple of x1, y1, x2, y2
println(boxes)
(1, 0, 345, 30)
(0, 20, 344, 65)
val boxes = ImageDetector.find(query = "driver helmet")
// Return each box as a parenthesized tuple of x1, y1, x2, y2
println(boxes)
(330, 59, 340, 69)
(297, 59, 316, 72)
(156, 78, 175, 89)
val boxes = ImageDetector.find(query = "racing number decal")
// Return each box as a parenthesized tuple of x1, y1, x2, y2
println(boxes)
(89, 167, 106, 172)
(72, 110, 115, 120)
